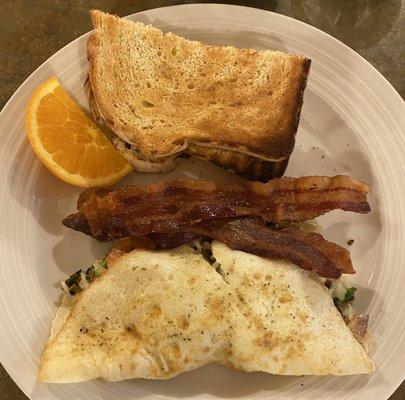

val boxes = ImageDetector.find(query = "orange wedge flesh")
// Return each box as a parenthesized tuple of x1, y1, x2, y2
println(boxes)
(25, 77, 133, 187)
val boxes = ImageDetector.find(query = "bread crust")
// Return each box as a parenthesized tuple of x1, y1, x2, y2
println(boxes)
(87, 10, 310, 181)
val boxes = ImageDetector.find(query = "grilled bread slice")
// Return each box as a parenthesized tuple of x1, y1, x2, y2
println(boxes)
(87, 10, 310, 180)
(87, 80, 288, 180)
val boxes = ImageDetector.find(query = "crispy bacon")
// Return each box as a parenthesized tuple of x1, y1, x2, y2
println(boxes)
(106, 219, 355, 279)
(193, 219, 354, 278)
(63, 176, 370, 242)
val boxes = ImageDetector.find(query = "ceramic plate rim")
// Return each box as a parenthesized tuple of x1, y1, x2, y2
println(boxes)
(0, 4, 404, 400)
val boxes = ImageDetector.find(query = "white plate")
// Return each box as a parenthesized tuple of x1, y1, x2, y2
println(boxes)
(0, 4, 404, 400)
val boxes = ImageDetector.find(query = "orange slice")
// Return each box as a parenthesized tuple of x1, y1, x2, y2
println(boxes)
(25, 77, 133, 187)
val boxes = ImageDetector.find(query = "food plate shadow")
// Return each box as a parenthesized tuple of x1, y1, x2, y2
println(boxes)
(287, 87, 382, 254)
(8, 142, 82, 237)
(288, 139, 382, 255)
(29, 364, 301, 400)
(288, 88, 377, 185)
(134, 364, 301, 398)
(29, 315, 71, 400)
(52, 233, 107, 276)
(129, 14, 288, 51)
(299, 370, 388, 397)
(353, 286, 385, 332)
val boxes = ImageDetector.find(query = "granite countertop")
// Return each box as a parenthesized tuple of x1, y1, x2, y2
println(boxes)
(0, 1, 404, 399)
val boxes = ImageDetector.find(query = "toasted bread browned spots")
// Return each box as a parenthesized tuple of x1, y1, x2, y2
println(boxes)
(87, 11, 310, 181)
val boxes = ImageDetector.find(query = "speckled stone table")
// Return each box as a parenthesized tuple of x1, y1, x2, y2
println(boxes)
(0, 1, 404, 399)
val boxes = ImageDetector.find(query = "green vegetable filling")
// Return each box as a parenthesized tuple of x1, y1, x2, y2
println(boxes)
(63, 253, 109, 295)
(344, 287, 357, 302)
(333, 286, 357, 306)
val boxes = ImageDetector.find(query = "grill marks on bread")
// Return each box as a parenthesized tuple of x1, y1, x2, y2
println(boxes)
(87, 11, 310, 181)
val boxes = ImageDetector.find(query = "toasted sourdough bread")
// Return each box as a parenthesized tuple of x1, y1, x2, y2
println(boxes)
(40, 242, 373, 382)
(87, 10, 310, 181)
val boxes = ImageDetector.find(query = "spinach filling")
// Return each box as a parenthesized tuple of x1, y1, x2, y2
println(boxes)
(63, 253, 109, 296)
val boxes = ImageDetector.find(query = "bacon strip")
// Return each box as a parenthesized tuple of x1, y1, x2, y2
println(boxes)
(193, 219, 355, 278)
(63, 176, 370, 242)
(108, 219, 354, 278)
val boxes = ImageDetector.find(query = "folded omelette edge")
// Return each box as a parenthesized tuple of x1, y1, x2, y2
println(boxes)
(39, 241, 374, 383)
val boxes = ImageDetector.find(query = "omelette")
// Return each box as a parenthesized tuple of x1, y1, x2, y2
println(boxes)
(39, 241, 374, 382)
